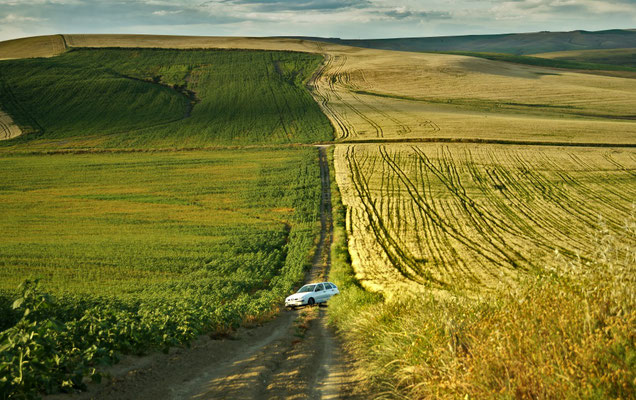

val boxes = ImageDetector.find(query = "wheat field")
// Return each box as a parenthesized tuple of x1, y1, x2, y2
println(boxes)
(2, 34, 635, 397)
(311, 50, 636, 143)
(0, 35, 66, 60)
(334, 143, 636, 297)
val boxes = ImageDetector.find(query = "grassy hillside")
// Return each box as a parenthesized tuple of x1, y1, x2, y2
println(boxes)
(0, 35, 67, 60)
(438, 51, 636, 72)
(0, 47, 333, 148)
(0, 147, 322, 396)
(533, 47, 636, 68)
(296, 29, 636, 55)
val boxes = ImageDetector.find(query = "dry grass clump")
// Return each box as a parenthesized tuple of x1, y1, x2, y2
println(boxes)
(332, 217, 635, 399)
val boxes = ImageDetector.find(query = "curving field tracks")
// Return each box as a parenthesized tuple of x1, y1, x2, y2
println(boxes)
(335, 144, 636, 296)
(307, 43, 636, 144)
(2, 34, 635, 293)
(0, 109, 21, 140)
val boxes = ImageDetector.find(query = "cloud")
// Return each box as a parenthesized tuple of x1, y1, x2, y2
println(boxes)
(152, 9, 184, 16)
(192, 0, 453, 25)
(379, 8, 451, 20)
(0, 0, 81, 4)
(0, 13, 45, 23)
(208, 0, 372, 12)
(492, 0, 636, 20)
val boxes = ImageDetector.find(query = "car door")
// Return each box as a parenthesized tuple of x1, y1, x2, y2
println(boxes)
(328, 282, 339, 296)
(314, 283, 326, 302)
(324, 282, 336, 300)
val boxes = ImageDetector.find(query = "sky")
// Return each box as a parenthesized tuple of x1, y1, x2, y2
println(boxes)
(0, 0, 635, 42)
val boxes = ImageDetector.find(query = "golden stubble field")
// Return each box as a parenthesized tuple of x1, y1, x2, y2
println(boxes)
(312, 50, 636, 143)
(334, 143, 636, 298)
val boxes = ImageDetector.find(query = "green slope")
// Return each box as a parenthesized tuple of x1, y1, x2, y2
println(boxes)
(438, 51, 636, 72)
(533, 47, 636, 68)
(0, 48, 333, 148)
(0, 147, 322, 396)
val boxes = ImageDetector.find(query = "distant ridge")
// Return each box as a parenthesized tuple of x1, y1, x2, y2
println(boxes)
(285, 29, 636, 55)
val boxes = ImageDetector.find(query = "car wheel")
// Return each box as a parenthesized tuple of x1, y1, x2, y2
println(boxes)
(308, 298, 315, 306)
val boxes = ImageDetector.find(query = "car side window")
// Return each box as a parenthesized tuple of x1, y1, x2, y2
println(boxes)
(327, 283, 335, 289)
(315, 283, 324, 291)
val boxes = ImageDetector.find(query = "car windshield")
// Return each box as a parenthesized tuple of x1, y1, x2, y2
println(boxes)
(297, 284, 316, 293)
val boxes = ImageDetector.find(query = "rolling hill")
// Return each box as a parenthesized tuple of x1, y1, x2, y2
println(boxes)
(0, 33, 634, 399)
(533, 47, 636, 68)
(0, 46, 332, 148)
(290, 29, 636, 55)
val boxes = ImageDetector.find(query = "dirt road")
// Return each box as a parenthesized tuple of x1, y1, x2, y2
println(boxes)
(52, 146, 363, 400)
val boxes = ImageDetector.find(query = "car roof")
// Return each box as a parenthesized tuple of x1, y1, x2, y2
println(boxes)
(303, 282, 335, 285)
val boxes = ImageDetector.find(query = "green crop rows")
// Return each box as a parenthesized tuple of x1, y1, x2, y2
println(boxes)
(0, 48, 333, 149)
(0, 147, 322, 396)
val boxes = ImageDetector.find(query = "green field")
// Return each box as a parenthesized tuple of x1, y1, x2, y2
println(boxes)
(0, 48, 332, 148)
(0, 147, 321, 395)
(437, 51, 636, 72)
(2, 35, 635, 399)
(533, 47, 636, 68)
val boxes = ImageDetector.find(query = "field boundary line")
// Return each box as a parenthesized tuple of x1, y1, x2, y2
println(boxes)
(335, 137, 636, 148)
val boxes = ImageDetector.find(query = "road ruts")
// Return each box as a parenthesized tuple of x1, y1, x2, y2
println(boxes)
(50, 145, 364, 400)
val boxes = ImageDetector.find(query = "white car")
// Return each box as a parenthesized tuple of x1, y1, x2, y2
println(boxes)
(285, 282, 339, 309)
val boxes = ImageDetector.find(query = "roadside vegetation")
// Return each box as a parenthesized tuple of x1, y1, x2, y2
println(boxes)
(0, 147, 322, 397)
(0, 47, 332, 148)
(328, 145, 635, 398)
(329, 220, 635, 398)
